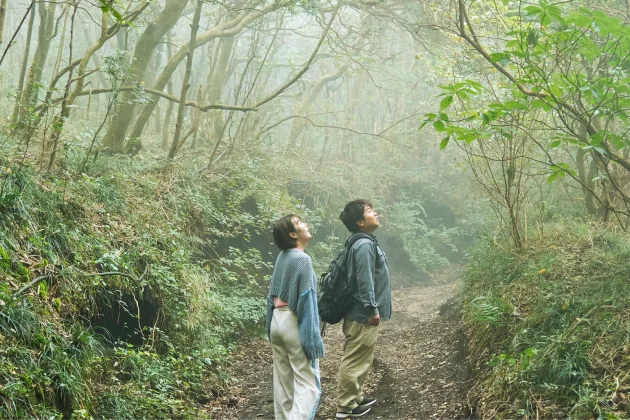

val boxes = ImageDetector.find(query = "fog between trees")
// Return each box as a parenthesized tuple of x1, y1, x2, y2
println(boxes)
(1, 0, 446, 161)
(3, 1, 630, 418)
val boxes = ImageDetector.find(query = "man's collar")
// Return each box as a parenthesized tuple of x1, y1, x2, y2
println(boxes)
(349, 231, 379, 245)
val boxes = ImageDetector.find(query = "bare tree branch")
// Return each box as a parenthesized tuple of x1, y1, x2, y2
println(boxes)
(254, 0, 343, 108)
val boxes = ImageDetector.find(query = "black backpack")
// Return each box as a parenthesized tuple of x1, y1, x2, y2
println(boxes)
(318, 233, 375, 325)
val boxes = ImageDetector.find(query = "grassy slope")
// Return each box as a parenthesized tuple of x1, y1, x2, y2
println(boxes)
(0, 152, 278, 419)
(463, 221, 630, 419)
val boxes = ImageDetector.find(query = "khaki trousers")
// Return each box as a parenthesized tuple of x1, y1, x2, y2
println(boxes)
(270, 307, 321, 420)
(336, 319, 380, 413)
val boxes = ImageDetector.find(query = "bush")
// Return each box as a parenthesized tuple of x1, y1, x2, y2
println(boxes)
(463, 221, 630, 419)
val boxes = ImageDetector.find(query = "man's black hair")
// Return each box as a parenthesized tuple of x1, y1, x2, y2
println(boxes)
(272, 214, 300, 250)
(339, 199, 373, 233)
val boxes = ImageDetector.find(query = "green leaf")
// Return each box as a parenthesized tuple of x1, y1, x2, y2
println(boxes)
(419, 113, 436, 131)
(608, 133, 626, 150)
(464, 80, 484, 90)
(590, 131, 605, 146)
(540, 13, 552, 26)
(548, 84, 563, 97)
(523, 347, 538, 357)
(524, 6, 541, 15)
(440, 136, 450, 150)
(572, 14, 593, 28)
(527, 29, 539, 47)
(99, 0, 123, 23)
(549, 140, 561, 149)
(438, 113, 449, 122)
(511, 50, 529, 58)
(440, 96, 454, 110)
(505, 40, 520, 49)
(111, 8, 122, 21)
(465, 111, 478, 121)
(547, 172, 559, 183)
(547, 5, 564, 23)
(504, 100, 528, 110)
(549, 162, 577, 179)
(481, 113, 490, 126)
(531, 99, 551, 111)
(490, 53, 507, 63)
(433, 120, 446, 132)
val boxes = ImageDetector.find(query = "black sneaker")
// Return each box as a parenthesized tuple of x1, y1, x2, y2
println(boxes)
(335, 405, 372, 419)
(358, 397, 377, 409)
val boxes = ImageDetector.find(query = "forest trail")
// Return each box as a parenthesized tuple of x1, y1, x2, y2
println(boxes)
(207, 269, 471, 419)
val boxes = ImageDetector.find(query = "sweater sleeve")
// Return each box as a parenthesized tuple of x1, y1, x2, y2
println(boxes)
(297, 288, 325, 360)
(266, 294, 273, 340)
(353, 241, 379, 317)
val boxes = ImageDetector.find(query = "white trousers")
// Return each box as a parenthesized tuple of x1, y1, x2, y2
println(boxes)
(270, 307, 321, 420)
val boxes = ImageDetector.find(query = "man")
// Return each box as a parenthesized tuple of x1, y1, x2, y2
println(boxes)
(335, 199, 391, 419)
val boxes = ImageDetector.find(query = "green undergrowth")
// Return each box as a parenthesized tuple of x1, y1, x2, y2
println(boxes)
(0, 134, 473, 418)
(0, 148, 289, 418)
(463, 220, 630, 419)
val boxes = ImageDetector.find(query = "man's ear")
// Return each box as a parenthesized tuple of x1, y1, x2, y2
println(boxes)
(356, 219, 365, 227)
(289, 231, 298, 239)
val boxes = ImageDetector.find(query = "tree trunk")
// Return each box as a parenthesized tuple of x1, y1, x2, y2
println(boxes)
(63, 11, 109, 108)
(161, 32, 174, 149)
(0, 0, 7, 47)
(29, 1, 149, 122)
(19, 1, 57, 124)
(128, 4, 279, 141)
(102, 0, 188, 152)
(150, 37, 165, 136)
(288, 62, 350, 147)
(576, 123, 602, 216)
(47, 1, 78, 172)
(168, 0, 202, 158)
(207, 36, 235, 141)
(12, 2, 36, 124)
(79, 14, 107, 87)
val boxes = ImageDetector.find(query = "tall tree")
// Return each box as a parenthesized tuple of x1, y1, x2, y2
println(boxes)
(12, 2, 37, 123)
(288, 62, 350, 147)
(161, 31, 175, 149)
(47, 0, 80, 172)
(102, 0, 189, 152)
(169, 0, 203, 158)
(206, 36, 235, 142)
(128, 3, 281, 141)
(0, 0, 7, 47)
(18, 1, 58, 124)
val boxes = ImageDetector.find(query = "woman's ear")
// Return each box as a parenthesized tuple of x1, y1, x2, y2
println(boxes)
(289, 231, 298, 239)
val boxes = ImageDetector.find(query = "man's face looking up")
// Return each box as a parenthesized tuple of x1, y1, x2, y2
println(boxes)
(357, 206, 380, 233)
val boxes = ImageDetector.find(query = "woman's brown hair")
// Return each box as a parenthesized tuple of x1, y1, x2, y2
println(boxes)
(272, 214, 300, 250)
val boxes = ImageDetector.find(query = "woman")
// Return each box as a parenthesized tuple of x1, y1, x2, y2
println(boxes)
(266, 214, 324, 420)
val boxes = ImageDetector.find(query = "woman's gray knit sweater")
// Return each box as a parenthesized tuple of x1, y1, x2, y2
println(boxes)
(266, 249, 325, 360)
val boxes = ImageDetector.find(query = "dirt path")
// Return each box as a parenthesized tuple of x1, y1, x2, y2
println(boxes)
(208, 271, 471, 419)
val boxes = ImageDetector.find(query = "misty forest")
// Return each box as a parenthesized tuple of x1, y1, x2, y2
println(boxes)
(1, 0, 630, 418)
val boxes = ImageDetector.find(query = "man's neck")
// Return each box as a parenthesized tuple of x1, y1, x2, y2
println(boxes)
(358, 228, 377, 235)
